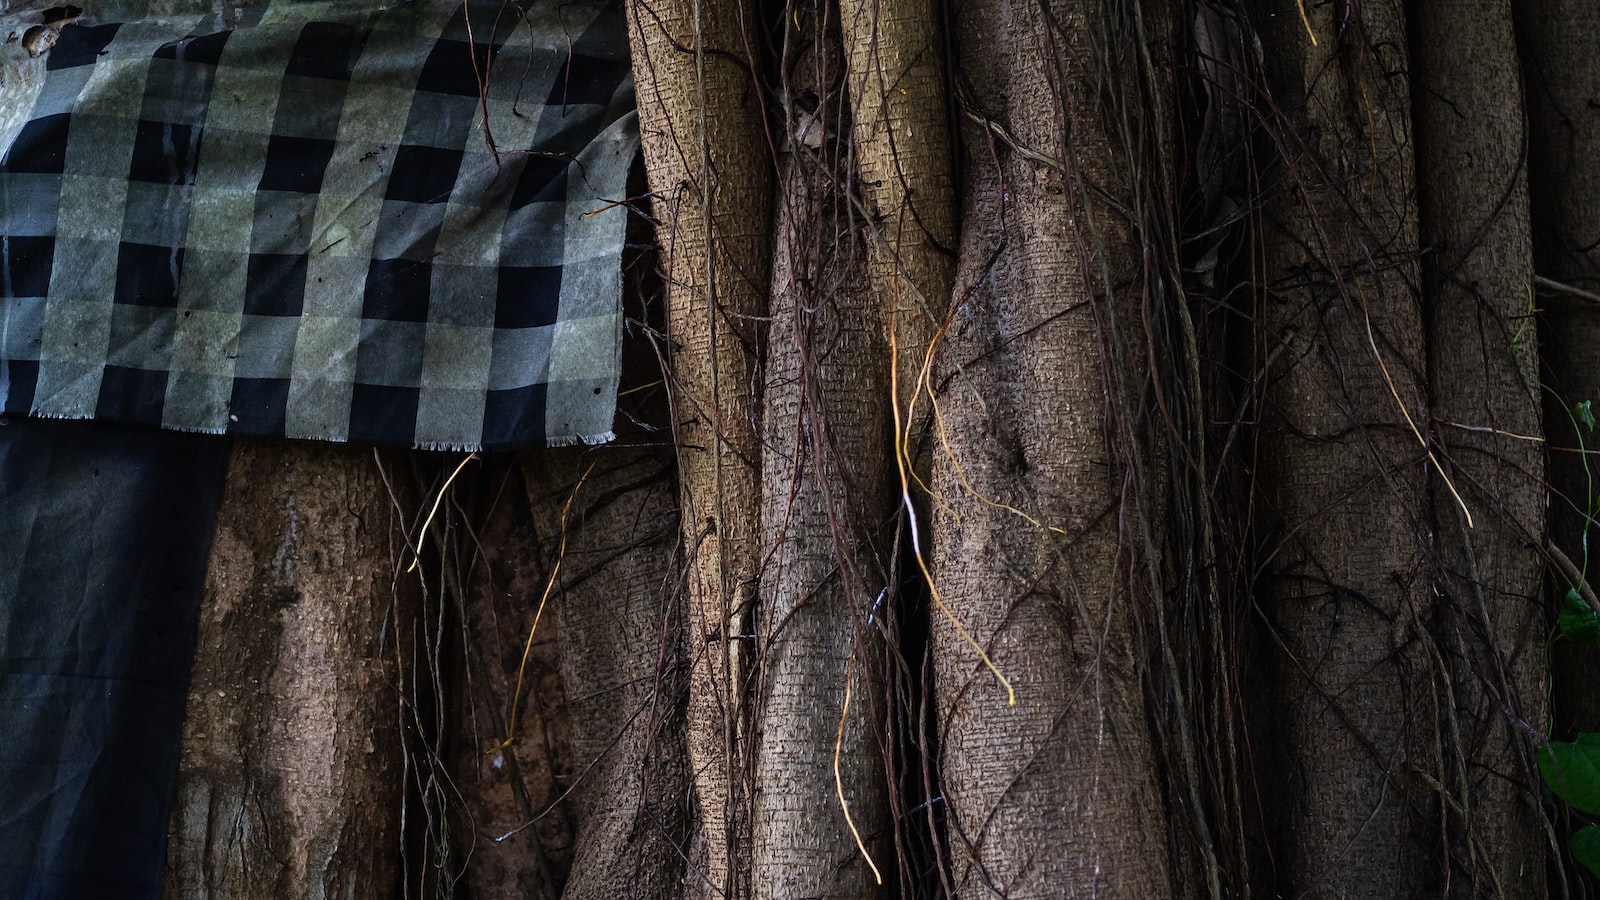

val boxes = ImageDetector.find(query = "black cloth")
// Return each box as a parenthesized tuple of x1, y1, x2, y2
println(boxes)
(0, 415, 227, 899)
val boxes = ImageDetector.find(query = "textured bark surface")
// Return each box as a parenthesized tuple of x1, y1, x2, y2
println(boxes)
(1521, 0, 1600, 738)
(1252, 0, 1435, 895)
(443, 459, 574, 900)
(838, 0, 957, 435)
(127, 2, 1600, 896)
(164, 441, 414, 900)
(1411, 0, 1549, 893)
(524, 446, 690, 900)
(626, 0, 774, 894)
(931, 0, 1170, 894)
(750, 23, 891, 891)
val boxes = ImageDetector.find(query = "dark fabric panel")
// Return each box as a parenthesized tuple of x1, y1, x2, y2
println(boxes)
(0, 416, 228, 900)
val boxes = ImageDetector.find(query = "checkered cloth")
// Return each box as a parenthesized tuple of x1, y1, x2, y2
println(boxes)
(0, 0, 635, 450)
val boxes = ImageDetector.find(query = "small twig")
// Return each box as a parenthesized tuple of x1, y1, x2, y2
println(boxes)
(954, 81, 1066, 174)
(1432, 418, 1545, 443)
(583, 192, 654, 218)
(1359, 289, 1474, 527)
(1535, 274, 1600, 306)
(1547, 540, 1600, 616)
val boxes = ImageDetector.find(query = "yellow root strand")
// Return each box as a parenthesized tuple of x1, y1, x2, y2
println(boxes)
(1295, 0, 1318, 46)
(406, 452, 478, 574)
(889, 303, 1016, 707)
(834, 650, 883, 884)
(499, 461, 595, 749)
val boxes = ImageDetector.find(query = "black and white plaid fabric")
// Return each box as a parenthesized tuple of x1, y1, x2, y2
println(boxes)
(0, 0, 635, 450)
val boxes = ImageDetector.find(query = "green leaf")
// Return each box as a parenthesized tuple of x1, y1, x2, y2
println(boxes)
(1572, 825, 1600, 878)
(1560, 589, 1600, 645)
(1578, 400, 1596, 432)
(1540, 735, 1600, 815)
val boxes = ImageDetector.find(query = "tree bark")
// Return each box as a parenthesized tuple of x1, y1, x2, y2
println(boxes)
(1252, 0, 1438, 894)
(931, 0, 1171, 894)
(441, 459, 573, 900)
(752, 145, 888, 900)
(626, 0, 774, 894)
(1520, 0, 1600, 740)
(526, 446, 690, 900)
(747, 10, 892, 896)
(838, 0, 958, 458)
(1411, 0, 1549, 893)
(131, 0, 1600, 895)
(164, 441, 415, 900)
